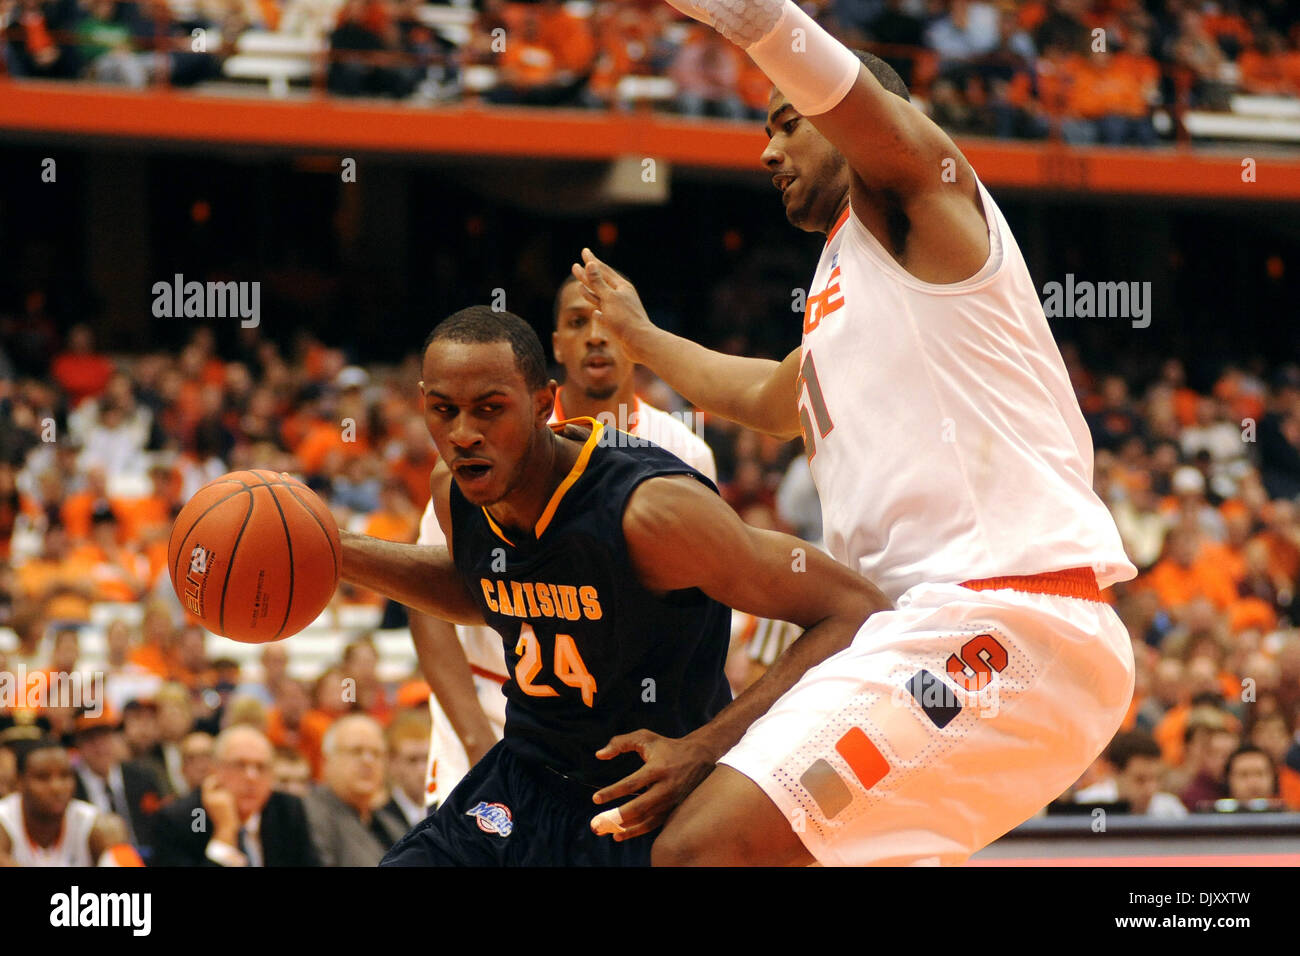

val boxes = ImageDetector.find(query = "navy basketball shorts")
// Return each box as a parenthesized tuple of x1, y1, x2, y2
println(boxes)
(380, 741, 653, 866)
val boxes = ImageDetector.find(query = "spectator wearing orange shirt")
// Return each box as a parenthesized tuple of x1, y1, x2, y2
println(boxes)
(65, 512, 149, 604)
(537, 0, 595, 76)
(267, 679, 328, 779)
(1143, 525, 1238, 614)
(50, 325, 113, 409)
(489, 6, 587, 106)
(362, 476, 419, 545)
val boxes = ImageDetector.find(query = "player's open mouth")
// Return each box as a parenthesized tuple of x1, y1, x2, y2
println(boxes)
(773, 173, 796, 195)
(454, 462, 493, 482)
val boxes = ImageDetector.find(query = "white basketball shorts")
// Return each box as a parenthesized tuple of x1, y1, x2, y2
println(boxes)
(718, 573, 1135, 865)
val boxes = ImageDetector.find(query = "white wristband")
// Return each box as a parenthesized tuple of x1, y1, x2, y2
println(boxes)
(744, 2, 861, 117)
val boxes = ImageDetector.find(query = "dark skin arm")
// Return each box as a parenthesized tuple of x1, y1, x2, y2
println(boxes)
(793, 65, 990, 284)
(592, 474, 890, 841)
(408, 460, 498, 768)
(340, 531, 485, 626)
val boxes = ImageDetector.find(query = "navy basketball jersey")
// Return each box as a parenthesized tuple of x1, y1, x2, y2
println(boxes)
(448, 418, 733, 790)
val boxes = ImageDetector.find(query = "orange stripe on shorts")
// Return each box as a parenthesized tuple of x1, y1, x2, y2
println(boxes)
(835, 726, 890, 791)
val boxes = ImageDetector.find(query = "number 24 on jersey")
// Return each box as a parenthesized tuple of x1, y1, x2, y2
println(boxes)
(514, 623, 598, 707)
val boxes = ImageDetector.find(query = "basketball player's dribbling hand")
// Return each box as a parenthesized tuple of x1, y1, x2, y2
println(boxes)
(589, 729, 718, 842)
(571, 248, 657, 364)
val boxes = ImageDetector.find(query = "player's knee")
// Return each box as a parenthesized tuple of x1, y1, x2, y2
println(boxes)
(650, 819, 713, 867)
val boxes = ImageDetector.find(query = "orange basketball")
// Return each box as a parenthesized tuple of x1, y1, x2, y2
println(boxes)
(168, 470, 340, 644)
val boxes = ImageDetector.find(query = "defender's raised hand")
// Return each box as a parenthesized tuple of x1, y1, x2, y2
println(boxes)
(569, 248, 657, 365)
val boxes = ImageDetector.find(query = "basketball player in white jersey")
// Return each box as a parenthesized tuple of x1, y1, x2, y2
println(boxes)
(411, 271, 717, 808)
(573, 0, 1137, 865)
(0, 739, 142, 866)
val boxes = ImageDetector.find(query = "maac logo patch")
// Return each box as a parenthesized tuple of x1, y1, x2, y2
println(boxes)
(466, 801, 514, 837)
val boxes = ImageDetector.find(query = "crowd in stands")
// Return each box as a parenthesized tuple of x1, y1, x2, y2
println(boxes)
(1, 308, 1299, 864)
(5, 0, 1300, 142)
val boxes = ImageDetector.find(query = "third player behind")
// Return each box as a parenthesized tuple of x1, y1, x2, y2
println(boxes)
(574, 0, 1138, 865)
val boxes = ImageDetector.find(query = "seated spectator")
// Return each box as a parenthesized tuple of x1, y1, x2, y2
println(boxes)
(233, 643, 291, 708)
(153, 683, 196, 796)
(341, 635, 392, 723)
(6, 0, 84, 81)
(71, 712, 165, 858)
(1248, 711, 1300, 809)
(327, 0, 419, 98)
(381, 709, 430, 830)
(1143, 525, 1237, 613)
(1239, 32, 1299, 96)
(926, 0, 1000, 75)
(151, 725, 320, 866)
(1074, 730, 1188, 817)
(178, 730, 215, 795)
(1171, 9, 1232, 109)
(303, 714, 406, 865)
(272, 746, 312, 798)
(74, 0, 149, 87)
(0, 738, 142, 866)
(487, 5, 582, 107)
(536, 0, 594, 77)
(1180, 721, 1239, 811)
(120, 697, 163, 770)
(1223, 745, 1280, 806)
(669, 25, 744, 119)
(266, 677, 327, 778)
(131, 0, 222, 87)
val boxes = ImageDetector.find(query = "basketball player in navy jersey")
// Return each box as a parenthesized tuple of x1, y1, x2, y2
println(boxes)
(339, 306, 889, 865)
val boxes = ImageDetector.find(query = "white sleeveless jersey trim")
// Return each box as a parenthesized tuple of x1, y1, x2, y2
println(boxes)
(620, 397, 718, 483)
(798, 180, 1135, 603)
(0, 794, 98, 866)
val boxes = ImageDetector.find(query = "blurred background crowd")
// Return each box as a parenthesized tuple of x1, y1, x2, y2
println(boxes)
(0, 292, 1299, 865)
(4, 0, 1300, 143)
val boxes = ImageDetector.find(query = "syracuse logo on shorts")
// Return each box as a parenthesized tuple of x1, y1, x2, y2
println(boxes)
(466, 801, 514, 837)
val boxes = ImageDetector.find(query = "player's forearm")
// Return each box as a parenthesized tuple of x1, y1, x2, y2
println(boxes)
(633, 325, 799, 438)
(688, 605, 879, 760)
(340, 530, 484, 626)
(410, 611, 498, 764)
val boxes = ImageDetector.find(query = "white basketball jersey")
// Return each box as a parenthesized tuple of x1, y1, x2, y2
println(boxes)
(0, 793, 98, 866)
(797, 182, 1135, 604)
(419, 392, 718, 804)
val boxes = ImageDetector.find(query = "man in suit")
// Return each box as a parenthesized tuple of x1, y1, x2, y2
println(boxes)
(304, 714, 407, 866)
(379, 709, 431, 831)
(151, 725, 320, 866)
(72, 713, 165, 859)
